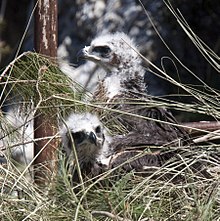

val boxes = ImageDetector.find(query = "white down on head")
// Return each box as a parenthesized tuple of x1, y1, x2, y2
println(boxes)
(60, 112, 111, 166)
(78, 32, 146, 100)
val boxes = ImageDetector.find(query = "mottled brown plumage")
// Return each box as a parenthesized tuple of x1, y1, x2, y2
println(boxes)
(59, 113, 211, 181)
(76, 33, 214, 180)
(108, 148, 212, 180)
(78, 32, 190, 150)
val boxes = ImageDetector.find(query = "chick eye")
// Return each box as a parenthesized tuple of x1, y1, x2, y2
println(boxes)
(92, 46, 111, 58)
(95, 125, 101, 134)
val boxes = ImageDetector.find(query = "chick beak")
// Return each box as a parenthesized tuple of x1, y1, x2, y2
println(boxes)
(88, 131, 97, 146)
(77, 46, 101, 62)
(76, 46, 90, 61)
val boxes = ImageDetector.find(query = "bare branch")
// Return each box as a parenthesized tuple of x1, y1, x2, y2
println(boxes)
(182, 121, 220, 133)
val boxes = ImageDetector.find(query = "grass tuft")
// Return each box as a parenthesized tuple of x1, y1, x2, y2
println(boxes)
(0, 52, 89, 116)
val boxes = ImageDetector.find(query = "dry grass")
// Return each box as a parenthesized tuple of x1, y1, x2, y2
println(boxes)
(0, 1, 220, 220)
(0, 51, 219, 220)
(0, 152, 219, 220)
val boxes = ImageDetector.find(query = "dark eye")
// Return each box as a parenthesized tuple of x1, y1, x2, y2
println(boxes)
(92, 46, 111, 58)
(95, 125, 101, 134)
(71, 132, 85, 145)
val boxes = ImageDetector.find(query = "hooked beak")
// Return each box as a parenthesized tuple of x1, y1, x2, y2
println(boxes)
(76, 46, 101, 62)
(88, 131, 97, 146)
(76, 46, 89, 61)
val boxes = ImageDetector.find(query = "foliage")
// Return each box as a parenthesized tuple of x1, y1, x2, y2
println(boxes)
(0, 52, 89, 116)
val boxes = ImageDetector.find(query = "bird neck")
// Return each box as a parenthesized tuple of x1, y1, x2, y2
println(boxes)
(102, 73, 122, 99)
(103, 65, 146, 99)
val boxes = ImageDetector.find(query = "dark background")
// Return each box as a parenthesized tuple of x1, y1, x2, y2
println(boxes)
(1, 0, 220, 120)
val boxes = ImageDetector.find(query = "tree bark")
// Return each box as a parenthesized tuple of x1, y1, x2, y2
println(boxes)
(34, 0, 58, 185)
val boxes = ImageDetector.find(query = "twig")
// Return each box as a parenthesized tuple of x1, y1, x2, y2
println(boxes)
(181, 121, 220, 143)
(0, 52, 29, 80)
(193, 129, 220, 143)
(0, 135, 60, 151)
(181, 121, 220, 133)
